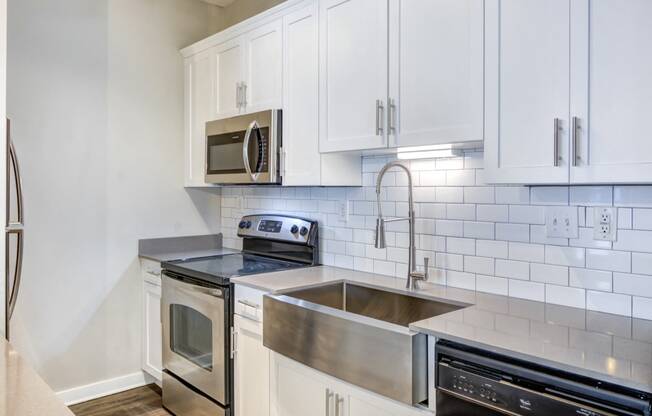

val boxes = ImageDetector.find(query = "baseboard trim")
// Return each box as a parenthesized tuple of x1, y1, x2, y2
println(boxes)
(57, 371, 153, 406)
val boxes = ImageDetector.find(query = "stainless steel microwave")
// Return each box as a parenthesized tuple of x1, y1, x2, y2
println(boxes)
(205, 109, 282, 185)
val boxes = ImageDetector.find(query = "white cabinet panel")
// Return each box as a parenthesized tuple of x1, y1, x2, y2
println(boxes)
(484, 0, 570, 184)
(234, 314, 269, 416)
(319, 0, 389, 152)
(142, 280, 162, 381)
(184, 50, 215, 187)
(389, 0, 484, 148)
(213, 37, 244, 119)
(270, 353, 327, 416)
(244, 20, 283, 113)
(282, 3, 362, 186)
(570, 0, 652, 183)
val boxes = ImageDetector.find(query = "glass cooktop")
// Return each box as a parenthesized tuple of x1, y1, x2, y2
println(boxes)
(162, 253, 307, 286)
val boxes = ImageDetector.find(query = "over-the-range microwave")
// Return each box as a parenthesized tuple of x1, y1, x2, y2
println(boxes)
(205, 109, 282, 185)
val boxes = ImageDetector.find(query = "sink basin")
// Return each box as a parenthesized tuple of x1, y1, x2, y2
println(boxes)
(263, 281, 468, 405)
(288, 282, 464, 327)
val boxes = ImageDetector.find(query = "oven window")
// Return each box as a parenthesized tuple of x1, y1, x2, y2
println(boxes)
(170, 304, 213, 371)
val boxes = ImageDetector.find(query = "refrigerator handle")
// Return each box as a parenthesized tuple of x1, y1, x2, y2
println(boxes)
(6, 119, 25, 330)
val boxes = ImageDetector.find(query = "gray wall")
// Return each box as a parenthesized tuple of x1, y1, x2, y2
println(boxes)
(7, 0, 221, 393)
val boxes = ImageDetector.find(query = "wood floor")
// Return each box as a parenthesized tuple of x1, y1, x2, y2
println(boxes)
(69, 384, 171, 416)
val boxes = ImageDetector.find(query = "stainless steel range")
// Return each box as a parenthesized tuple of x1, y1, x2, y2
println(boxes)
(160, 214, 318, 416)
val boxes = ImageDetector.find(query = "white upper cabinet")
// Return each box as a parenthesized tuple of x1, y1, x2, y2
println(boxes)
(243, 20, 283, 113)
(319, 0, 389, 153)
(388, 0, 484, 148)
(282, 2, 362, 186)
(484, 0, 571, 184)
(570, 0, 652, 184)
(213, 37, 244, 120)
(184, 49, 216, 187)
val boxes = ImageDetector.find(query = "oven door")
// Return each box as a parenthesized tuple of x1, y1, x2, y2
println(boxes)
(205, 110, 280, 184)
(162, 273, 228, 405)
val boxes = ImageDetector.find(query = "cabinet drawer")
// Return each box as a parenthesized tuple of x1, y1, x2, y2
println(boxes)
(234, 285, 266, 322)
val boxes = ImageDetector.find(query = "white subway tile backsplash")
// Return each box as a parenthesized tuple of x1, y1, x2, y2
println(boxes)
(586, 249, 631, 273)
(614, 273, 652, 298)
(496, 223, 529, 242)
(509, 280, 545, 302)
(531, 263, 568, 285)
(463, 221, 495, 239)
(545, 246, 585, 267)
(586, 291, 632, 316)
(509, 242, 545, 263)
(477, 204, 509, 222)
(464, 187, 495, 204)
(464, 256, 495, 275)
(546, 285, 586, 309)
(495, 259, 530, 280)
(222, 153, 652, 318)
(569, 268, 613, 292)
(613, 230, 652, 253)
(508, 205, 545, 224)
(633, 209, 652, 230)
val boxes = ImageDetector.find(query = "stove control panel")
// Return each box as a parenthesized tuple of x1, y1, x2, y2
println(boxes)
(237, 214, 317, 244)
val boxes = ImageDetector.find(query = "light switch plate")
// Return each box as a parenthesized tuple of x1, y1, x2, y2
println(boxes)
(546, 206, 579, 238)
(593, 207, 617, 241)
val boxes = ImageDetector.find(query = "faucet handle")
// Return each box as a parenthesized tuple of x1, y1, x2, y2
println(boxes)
(423, 257, 429, 281)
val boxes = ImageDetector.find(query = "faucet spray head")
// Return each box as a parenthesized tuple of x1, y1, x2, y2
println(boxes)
(374, 217, 386, 249)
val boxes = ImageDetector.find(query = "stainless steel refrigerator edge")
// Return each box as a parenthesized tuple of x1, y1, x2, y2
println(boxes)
(5, 119, 25, 340)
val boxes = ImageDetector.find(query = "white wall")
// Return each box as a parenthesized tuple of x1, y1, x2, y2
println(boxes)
(222, 153, 652, 320)
(7, 0, 222, 393)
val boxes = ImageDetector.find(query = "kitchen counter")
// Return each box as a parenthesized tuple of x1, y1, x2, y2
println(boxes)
(0, 338, 73, 416)
(138, 233, 238, 262)
(233, 265, 652, 395)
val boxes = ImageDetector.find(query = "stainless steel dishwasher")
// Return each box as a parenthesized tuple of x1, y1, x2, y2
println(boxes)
(436, 341, 652, 416)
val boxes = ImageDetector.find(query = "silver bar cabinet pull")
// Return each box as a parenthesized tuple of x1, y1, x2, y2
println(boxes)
(388, 98, 396, 134)
(325, 389, 333, 416)
(236, 82, 241, 109)
(572, 116, 580, 167)
(334, 393, 340, 416)
(242, 83, 247, 108)
(553, 118, 561, 167)
(376, 100, 384, 136)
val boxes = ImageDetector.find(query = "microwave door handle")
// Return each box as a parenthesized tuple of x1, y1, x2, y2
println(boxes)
(242, 120, 259, 182)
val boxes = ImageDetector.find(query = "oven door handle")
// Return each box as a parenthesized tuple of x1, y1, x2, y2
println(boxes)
(242, 120, 260, 183)
(163, 273, 224, 299)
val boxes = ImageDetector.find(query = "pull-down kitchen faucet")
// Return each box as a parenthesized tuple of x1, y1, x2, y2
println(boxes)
(374, 161, 429, 290)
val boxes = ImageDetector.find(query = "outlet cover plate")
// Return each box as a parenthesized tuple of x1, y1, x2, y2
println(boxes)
(336, 200, 349, 223)
(546, 206, 579, 238)
(593, 207, 617, 241)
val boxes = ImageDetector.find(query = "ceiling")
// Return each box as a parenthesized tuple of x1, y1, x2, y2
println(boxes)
(200, 0, 236, 6)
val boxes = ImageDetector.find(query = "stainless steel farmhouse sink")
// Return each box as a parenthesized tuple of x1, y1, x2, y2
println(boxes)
(263, 281, 469, 405)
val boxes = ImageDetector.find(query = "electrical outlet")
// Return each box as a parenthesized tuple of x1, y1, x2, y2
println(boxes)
(546, 206, 579, 238)
(594, 207, 617, 241)
(337, 200, 349, 224)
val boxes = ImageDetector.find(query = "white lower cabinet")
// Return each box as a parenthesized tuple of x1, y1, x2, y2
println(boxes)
(234, 314, 270, 416)
(141, 259, 163, 382)
(270, 352, 430, 416)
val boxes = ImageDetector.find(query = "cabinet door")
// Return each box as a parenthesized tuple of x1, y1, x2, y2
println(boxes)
(570, 0, 652, 184)
(389, 0, 484, 148)
(270, 353, 328, 416)
(319, 0, 389, 152)
(282, 4, 322, 186)
(184, 50, 214, 187)
(142, 281, 162, 381)
(234, 315, 269, 416)
(213, 37, 244, 119)
(484, 0, 570, 184)
(243, 20, 283, 113)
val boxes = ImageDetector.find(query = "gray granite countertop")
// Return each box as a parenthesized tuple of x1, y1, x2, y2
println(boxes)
(232, 265, 652, 394)
(138, 233, 238, 262)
